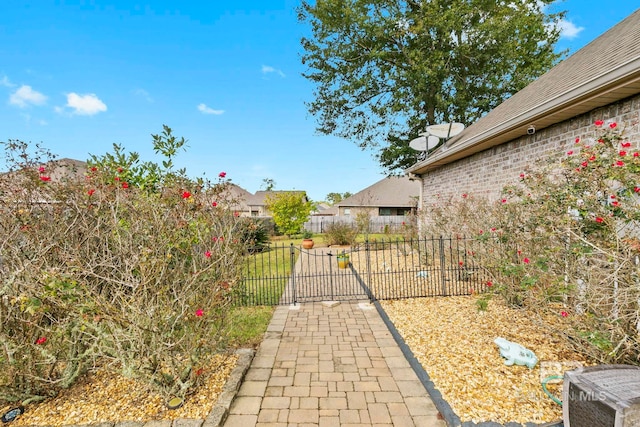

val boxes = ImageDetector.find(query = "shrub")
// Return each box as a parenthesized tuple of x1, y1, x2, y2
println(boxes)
(324, 222, 358, 246)
(354, 210, 371, 235)
(420, 120, 640, 364)
(237, 217, 271, 253)
(398, 214, 419, 241)
(0, 130, 249, 403)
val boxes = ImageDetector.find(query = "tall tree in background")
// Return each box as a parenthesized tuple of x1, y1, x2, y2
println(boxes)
(298, 0, 565, 171)
(261, 178, 276, 191)
(326, 191, 353, 204)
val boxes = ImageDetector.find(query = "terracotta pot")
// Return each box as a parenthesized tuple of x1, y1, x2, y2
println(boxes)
(302, 239, 314, 249)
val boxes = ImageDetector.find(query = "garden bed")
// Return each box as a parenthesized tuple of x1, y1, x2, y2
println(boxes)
(1, 353, 238, 427)
(381, 296, 590, 424)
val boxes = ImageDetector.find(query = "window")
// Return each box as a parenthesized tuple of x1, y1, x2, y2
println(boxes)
(379, 207, 412, 216)
(344, 208, 351, 216)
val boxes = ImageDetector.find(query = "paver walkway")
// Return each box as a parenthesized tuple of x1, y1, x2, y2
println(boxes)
(223, 299, 446, 427)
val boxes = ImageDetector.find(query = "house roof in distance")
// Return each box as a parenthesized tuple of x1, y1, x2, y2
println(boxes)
(335, 175, 420, 208)
(248, 190, 308, 206)
(407, 7, 640, 175)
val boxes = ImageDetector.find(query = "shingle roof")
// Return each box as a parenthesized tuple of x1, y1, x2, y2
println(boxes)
(335, 175, 420, 208)
(221, 183, 252, 211)
(248, 190, 308, 206)
(408, 8, 640, 174)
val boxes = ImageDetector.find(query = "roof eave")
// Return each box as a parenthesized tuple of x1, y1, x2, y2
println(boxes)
(407, 57, 640, 175)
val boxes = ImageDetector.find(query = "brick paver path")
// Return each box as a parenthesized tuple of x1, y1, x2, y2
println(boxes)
(223, 300, 445, 427)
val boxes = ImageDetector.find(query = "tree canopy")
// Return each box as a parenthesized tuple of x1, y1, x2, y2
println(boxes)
(326, 191, 353, 204)
(298, 0, 565, 171)
(265, 191, 315, 237)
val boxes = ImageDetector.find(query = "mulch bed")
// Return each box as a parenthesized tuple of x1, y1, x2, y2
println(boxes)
(1, 353, 237, 427)
(381, 296, 589, 424)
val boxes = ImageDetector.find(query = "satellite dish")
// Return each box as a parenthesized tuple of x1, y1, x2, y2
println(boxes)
(409, 135, 440, 151)
(426, 135, 440, 149)
(426, 122, 465, 139)
(409, 136, 427, 151)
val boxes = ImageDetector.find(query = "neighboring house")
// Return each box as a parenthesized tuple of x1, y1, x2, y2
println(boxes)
(0, 158, 88, 202)
(312, 202, 335, 216)
(246, 190, 310, 217)
(39, 158, 88, 182)
(406, 9, 640, 211)
(334, 175, 420, 217)
(221, 183, 252, 216)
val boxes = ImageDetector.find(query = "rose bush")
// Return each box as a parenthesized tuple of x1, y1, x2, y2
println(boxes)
(421, 120, 640, 364)
(0, 128, 249, 404)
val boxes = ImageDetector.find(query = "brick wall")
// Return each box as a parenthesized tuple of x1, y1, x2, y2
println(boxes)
(420, 93, 640, 205)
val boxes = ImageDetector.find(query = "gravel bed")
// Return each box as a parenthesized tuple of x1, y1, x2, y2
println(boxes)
(1, 353, 238, 427)
(380, 296, 589, 425)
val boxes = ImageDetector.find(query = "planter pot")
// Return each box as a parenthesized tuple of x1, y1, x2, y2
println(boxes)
(337, 254, 350, 269)
(302, 239, 314, 249)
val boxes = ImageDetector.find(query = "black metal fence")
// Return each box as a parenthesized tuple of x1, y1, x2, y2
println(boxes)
(234, 236, 494, 306)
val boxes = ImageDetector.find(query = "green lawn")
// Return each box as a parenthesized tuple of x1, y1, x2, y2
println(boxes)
(220, 305, 275, 349)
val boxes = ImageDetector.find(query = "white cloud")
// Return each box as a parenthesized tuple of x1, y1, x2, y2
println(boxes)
(558, 19, 584, 40)
(1, 75, 14, 87)
(197, 103, 224, 115)
(64, 92, 107, 115)
(261, 65, 286, 78)
(9, 85, 47, 108)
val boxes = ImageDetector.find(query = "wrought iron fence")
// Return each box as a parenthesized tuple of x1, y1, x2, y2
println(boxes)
(234, 236, 494, 306)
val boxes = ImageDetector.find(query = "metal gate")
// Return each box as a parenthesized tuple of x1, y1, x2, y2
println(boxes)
(282, 247, 372, 304)
(237, 237, 493, 306)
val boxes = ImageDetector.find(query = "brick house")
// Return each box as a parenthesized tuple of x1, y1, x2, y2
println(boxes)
(333, 175, 420, 217)
(406, 9, 640, 211)
(302, 176, 420, 233)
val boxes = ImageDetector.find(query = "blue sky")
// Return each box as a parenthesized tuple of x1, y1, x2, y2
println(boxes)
(1, 1, 638, 201)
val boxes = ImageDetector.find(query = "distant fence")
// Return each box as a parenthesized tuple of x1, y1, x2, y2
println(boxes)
(303, 216, 411, 234)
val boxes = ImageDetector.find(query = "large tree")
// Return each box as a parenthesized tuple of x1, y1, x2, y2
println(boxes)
(325, 191, 353, 204)
(298, 0, 565, 171)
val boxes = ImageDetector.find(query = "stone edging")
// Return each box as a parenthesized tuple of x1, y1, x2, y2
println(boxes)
(371, 300, 564, 427)
(202, 348, 255, 427)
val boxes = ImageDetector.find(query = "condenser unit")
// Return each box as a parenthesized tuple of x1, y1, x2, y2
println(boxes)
(563, 364, 640, 427)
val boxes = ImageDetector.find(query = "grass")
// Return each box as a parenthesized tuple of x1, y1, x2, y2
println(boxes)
(269, 232, 406, 247)
(220, 305, 275, 349)
(237, 242, 297, 305)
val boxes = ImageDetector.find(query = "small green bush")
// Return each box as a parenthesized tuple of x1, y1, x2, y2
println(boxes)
(238, 217, 271, 253)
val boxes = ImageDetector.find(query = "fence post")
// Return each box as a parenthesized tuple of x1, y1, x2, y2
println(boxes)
(365, 239, 373, 303)
(328, 250, 334, 300)
(290, 243, 297, 305)
(439, 236, 448, 296)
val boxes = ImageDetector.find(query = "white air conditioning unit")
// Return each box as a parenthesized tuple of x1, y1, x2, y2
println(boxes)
(563, 364, 640, 427)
